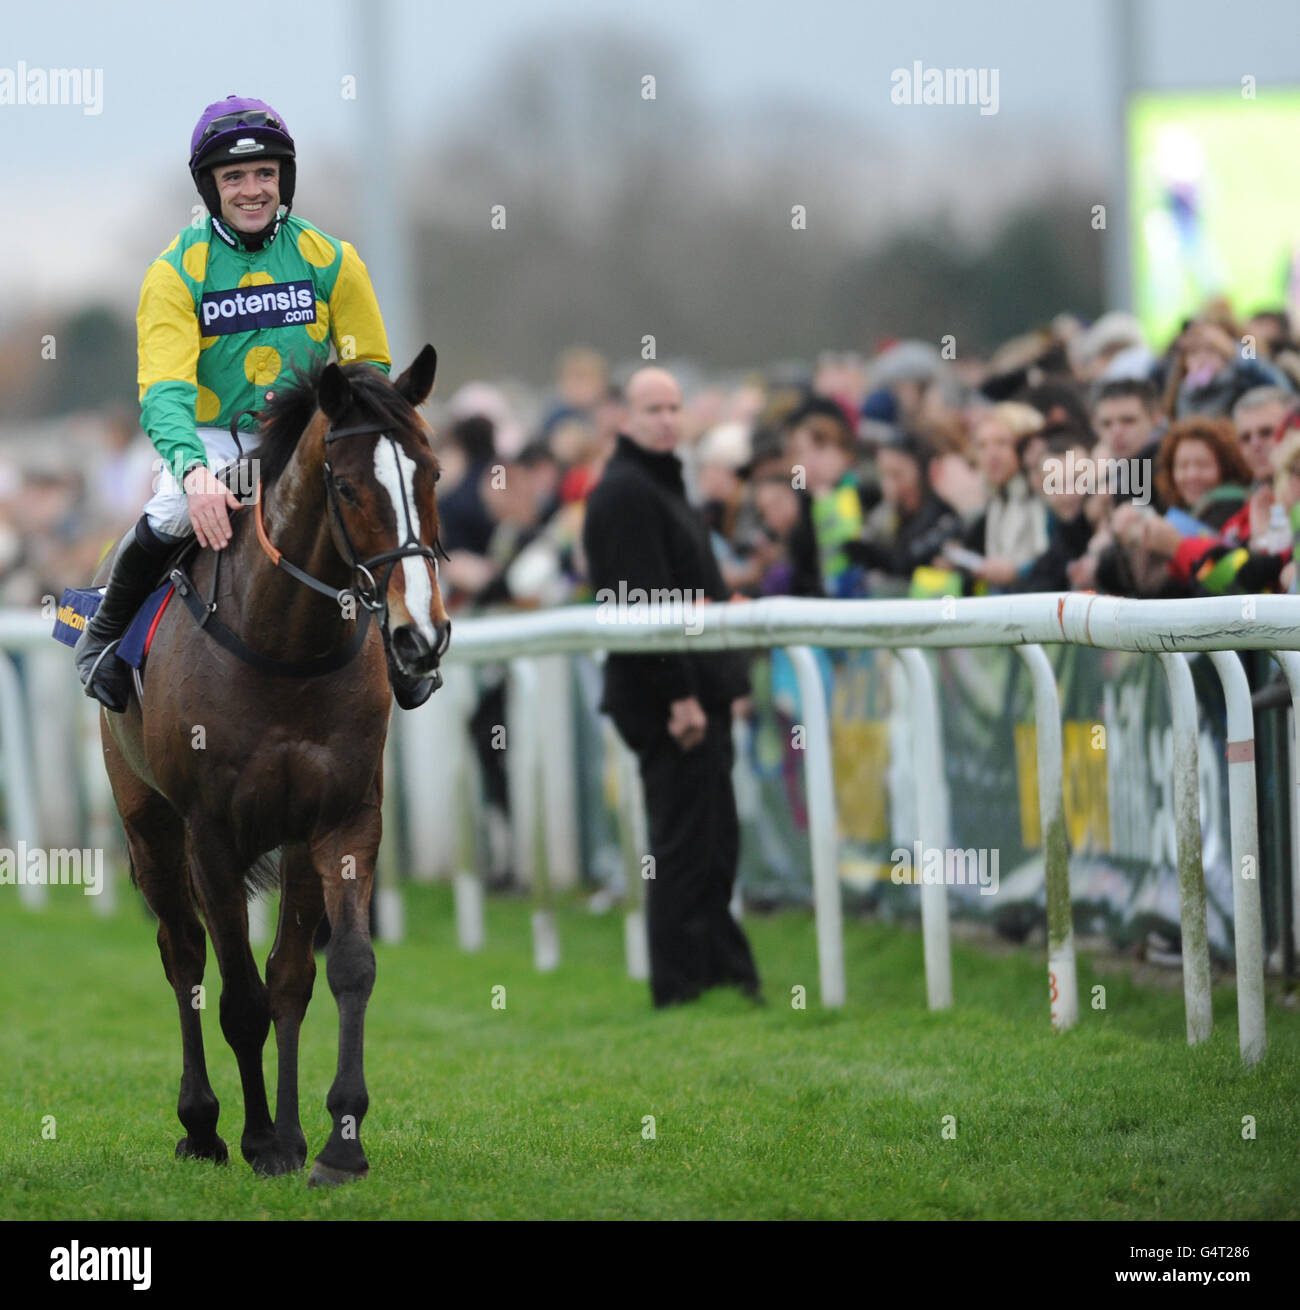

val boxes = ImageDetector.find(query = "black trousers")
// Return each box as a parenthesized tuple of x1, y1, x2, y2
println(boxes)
(617, 707, 761, 1008)
(469, 678, 509, 809)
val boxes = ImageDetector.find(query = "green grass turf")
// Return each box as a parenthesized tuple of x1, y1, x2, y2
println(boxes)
(0, 880, 1296, 1220)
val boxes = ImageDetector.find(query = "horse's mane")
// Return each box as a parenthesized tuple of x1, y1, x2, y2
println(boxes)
(256, 358, 416, 487)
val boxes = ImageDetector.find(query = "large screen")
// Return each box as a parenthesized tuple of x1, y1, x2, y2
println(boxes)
(1128, 87, 1300, 349)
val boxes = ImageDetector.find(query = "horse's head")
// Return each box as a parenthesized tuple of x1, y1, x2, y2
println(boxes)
(314, 346, 451, 697)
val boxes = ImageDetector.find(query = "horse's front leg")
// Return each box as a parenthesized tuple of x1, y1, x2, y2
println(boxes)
(306, 791, 380, 1188)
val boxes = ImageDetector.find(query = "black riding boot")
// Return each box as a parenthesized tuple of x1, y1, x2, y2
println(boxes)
(75, 517, 179, 712)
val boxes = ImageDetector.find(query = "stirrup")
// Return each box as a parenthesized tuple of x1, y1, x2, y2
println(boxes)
(82, 638, 131, 712)
(82, 635, 121, 682)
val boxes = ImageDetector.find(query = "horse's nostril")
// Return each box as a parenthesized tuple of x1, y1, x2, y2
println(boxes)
(436, 620, 452, 656)
(390, 624, 441, 676)
(391, 625, 423, 661)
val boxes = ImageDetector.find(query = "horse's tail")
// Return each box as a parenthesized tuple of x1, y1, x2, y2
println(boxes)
(243, 848, 282, 899)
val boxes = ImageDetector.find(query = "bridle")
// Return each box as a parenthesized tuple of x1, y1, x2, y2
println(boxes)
(253, 419, 446, 630)
(167, 412, 446, 684)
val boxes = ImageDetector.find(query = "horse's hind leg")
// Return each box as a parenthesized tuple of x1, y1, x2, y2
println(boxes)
(106, 760, 227, 1164)
(185, 823, 278, 1173)
(263, 843, 324, 1173)
(306, 793, 380, 1188)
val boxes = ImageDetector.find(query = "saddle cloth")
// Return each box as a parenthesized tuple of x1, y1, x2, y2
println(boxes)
(52, 583, 174, 669)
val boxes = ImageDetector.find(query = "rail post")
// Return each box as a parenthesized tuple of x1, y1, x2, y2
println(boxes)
(1155, 652, 1213, 1045)
(510, 657, 559, 971)
(1207, 650, 1267, 1067)
(786, 645, 844, 1008)
(1014, 644, 1077, 1032)
(898, 647, 952, 1011)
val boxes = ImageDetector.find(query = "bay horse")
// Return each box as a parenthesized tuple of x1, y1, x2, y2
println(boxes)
(98, 346, 449, 1186)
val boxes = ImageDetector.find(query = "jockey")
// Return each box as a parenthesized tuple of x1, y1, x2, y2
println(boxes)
(76, 95, 392, 711)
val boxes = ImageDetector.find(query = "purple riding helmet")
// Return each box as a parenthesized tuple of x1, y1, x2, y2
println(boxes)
(189, 95, 296, 245)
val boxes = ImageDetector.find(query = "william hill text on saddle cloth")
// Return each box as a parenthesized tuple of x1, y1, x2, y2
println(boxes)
(139, 157, 390, 532)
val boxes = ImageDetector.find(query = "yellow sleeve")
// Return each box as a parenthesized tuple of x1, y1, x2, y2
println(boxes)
(137, 260, 206, 474)
(329, 242, 391, 373)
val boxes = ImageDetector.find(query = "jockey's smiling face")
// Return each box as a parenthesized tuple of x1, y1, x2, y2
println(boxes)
(213, 159, 281, 233)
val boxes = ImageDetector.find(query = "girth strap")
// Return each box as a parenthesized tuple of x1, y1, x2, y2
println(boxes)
(168, 564, 372, 678)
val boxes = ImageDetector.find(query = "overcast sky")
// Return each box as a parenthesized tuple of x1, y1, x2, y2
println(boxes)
(2, 0, 1297, 321)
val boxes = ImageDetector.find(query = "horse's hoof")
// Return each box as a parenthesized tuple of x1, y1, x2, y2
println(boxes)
(252, 1147, 306, 1178)
(307, 1159, 368, 1188)
(176, 1134, 229, 1165)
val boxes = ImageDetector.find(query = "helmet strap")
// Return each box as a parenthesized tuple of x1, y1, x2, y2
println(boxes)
(210, 208, 288, 253)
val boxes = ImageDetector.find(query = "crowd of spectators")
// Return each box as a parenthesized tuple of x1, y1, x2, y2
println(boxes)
(428, 307, 1300, 622)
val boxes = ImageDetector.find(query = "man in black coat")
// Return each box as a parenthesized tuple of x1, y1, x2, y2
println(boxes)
(583, 367, 762, 1008)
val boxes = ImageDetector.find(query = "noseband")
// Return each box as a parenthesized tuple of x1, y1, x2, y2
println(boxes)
(254, 420, 444, 627)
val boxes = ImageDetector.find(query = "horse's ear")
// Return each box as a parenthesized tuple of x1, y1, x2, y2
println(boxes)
(394, 345, 438, 407)
(318, 363, 353, 423)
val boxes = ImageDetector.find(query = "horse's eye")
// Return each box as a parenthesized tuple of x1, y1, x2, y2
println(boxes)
(433, 469, 441, 484)
(335, 479, 359, 505)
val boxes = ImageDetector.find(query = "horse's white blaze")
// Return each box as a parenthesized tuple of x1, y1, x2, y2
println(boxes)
(373, 440, 438, 646)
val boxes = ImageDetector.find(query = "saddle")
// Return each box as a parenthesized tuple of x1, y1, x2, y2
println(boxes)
(117, 533, 205, 670)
